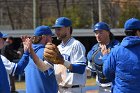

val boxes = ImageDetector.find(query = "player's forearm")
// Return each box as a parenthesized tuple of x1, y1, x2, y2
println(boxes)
(30, 48, 53, 71)
(30, 48, 40, 65)
(36, 59, 53, 71)
(14, 51, 29, 75)
(62, 61, 86, 74)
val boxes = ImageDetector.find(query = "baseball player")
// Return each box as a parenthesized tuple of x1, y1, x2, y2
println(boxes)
(24, 26, 58, 93)
(0, 32, 30, 93)
(87, 22, 119, 93)
(43, 17, 87, 93)
(22, 37, 54, 75)
(101, 18, 140, 93)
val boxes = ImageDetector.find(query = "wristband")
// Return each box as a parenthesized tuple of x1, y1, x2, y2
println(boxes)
(63, 60, 71, 68)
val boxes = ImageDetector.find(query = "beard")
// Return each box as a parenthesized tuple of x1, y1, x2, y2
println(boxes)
(57, 33, 67, 40)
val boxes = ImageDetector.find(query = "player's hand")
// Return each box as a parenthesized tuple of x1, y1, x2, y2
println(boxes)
(100, 44, 110, 55)
(21, 35, 29, 42)
(21, 36, 32, 53)
(43, 43, 64, 64)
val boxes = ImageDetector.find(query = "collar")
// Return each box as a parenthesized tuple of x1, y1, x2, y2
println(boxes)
(61, 37, 73, 47)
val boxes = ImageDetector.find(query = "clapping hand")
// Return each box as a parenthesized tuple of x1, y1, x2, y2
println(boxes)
(100, 44, 110, 55)
(21, 36, 32, 53)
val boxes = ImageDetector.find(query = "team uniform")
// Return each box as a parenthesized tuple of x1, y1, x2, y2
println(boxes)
(0, 55, 10, 93)
(0, 52, 29, 93)
(1, 51, 29, 77)
(55, 37, 87, 93)
(87, 40, 119, 93)
(103, 36, 140, 93)
(25, 44, 58, 93)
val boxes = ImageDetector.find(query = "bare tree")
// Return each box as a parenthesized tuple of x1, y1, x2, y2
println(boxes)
(72, 0, 75, 11)
(56, 0, 61, 17)
(91, 0, 99, 24)
(102, 0, 120, 27)
(5, 0, 15, 30)
(62, 0, 67, 14)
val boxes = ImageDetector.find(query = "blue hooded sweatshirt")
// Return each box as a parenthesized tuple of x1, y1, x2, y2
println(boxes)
(25, 44, 58, 93)
(102, 36, 140, 93)
(0, 57, 10, 93)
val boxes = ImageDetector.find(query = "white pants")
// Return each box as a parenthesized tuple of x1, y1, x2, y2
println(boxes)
(98, 86, 111, 93)
(58, 86, 85, 93)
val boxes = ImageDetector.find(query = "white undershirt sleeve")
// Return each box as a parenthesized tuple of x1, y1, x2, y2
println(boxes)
(37, 59, 53, 72)
(1, 55, 16, 75)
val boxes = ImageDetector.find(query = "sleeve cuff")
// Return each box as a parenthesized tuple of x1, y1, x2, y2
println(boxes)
(24, 51, 29, 55)
(63, 60, 71, 68)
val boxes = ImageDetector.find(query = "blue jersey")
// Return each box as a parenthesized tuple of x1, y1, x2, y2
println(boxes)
(25, 44, 58, 93)
(0, 56, 10, 93)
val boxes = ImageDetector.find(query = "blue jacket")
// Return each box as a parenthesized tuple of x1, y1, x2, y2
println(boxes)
(0, 57, 10, 93)
(103, 36, 140, 93)
(25, 44, 58, 93)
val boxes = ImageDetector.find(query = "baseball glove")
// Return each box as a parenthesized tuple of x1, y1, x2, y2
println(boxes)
(43, 43, 64, 64)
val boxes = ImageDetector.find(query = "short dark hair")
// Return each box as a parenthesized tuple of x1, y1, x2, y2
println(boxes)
(32, 36, 42, 44)
(70, 26, 73, 35)
(8, 36, 14, 41)
(109, 32, 114, 40)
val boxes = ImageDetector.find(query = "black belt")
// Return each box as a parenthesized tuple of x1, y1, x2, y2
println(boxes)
(60, 85, 80, 88)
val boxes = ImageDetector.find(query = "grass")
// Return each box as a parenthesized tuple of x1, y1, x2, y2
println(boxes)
(86, 78, 96, 86)
(15, 81, 26, 90)
(15, 77, 96, 90)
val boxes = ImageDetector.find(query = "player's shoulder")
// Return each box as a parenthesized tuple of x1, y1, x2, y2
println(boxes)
(71, 38, 86, 50)
(72, 38, 83, 46)
(89, 43, 99, 51)
(0, 55, 11, 64)
(0, 55, 8, 61)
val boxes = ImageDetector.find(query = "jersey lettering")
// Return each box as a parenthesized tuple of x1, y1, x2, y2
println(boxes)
(62, 54, 70, 61)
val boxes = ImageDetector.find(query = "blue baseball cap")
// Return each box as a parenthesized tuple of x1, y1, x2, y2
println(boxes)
(124, 18, 140, 31)
(52, 17, 72, 28)
(34, 26, 54, 36)
(93, 22, 110, 32)
(0, 32, 8, 38)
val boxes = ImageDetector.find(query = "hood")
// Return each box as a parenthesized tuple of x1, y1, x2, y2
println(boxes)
(121, 36, 140, 47)
(32, 44, 45, 53)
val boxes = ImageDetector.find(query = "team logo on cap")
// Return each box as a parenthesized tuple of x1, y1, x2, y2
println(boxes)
(98, 55, 102, 60)
(55, 19, 58, 24)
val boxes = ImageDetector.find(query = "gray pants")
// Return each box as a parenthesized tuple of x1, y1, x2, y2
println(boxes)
(98, 86, 111, 93)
